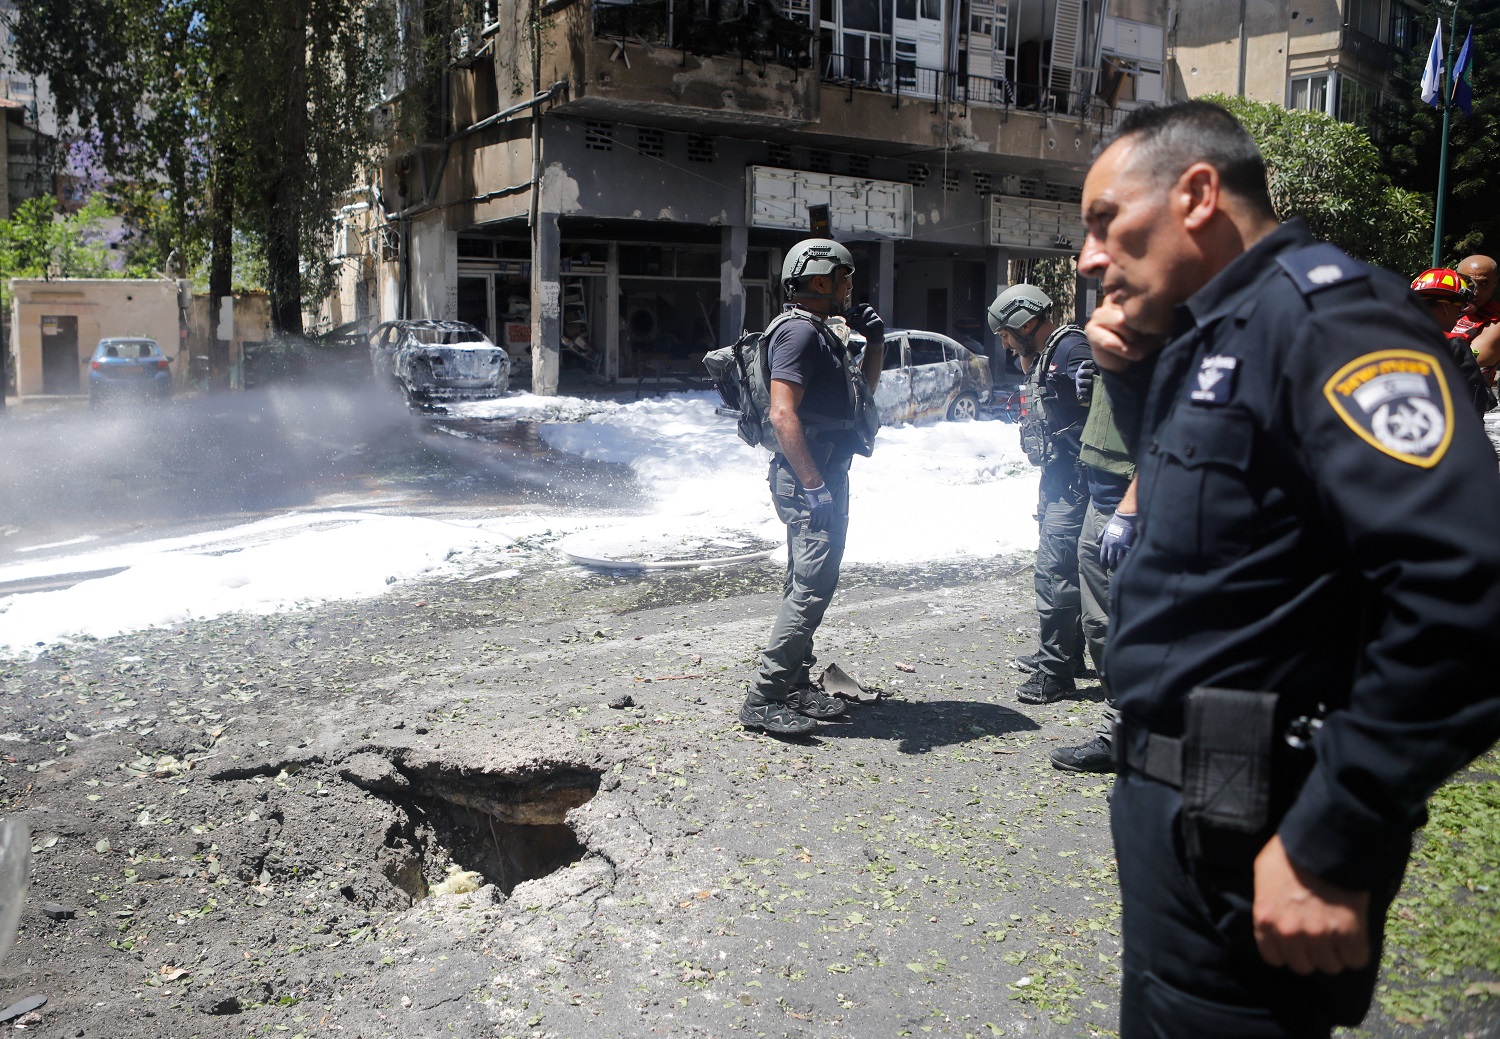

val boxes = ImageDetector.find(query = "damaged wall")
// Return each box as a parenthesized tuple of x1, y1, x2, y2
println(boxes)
(1174, 0, 1291, 103)
(495, 6, 818, 130)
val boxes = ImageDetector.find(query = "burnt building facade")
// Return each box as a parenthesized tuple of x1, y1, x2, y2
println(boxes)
(321, 0, 1170, 393)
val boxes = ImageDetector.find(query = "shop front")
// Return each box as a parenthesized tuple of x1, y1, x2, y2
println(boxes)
(452, 225, 778, 386)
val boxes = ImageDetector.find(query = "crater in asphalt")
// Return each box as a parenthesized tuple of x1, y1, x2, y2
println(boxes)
(372, 763, 602, 900)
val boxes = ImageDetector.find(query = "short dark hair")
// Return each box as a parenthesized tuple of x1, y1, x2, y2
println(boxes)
(1116, 101, 1276, 218)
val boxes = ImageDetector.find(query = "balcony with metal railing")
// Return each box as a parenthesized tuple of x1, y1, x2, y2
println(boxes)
(820, 50, 1131, 133)
(565, 0, 819, 128)
(577, 2, 1136, 147)
(1340, 25, 1395, 72)
(592, 1, 814, 70)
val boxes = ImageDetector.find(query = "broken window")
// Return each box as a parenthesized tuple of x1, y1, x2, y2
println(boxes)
(592, 0, 813, 67)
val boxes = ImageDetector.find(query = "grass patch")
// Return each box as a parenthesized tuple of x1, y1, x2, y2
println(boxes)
(1376, 747, 1500, 1027)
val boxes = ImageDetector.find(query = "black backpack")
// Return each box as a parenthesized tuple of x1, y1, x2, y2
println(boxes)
(703, 310, 880, 457)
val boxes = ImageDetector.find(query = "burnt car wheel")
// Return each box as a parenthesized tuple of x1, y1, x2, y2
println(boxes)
(947, 393, 979, 422)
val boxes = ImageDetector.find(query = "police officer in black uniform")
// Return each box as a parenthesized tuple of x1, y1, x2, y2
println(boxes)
(988, 284, 1093, 703)
(1078, 101, 1500, 1037)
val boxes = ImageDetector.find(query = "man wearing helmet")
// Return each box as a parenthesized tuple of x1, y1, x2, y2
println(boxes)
(1410, 267, 1494, 414)
(988, 282, 1094, 704)
(739, 238, 885, 736)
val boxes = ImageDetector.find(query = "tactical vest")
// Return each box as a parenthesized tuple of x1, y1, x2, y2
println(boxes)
(1018, 323, 1087, 467)
(702, 308, 880, 458)
(1079, 373, 1135, 477)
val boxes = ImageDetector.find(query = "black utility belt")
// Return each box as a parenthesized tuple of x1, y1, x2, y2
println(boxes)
(1115, 687, 1322, 860)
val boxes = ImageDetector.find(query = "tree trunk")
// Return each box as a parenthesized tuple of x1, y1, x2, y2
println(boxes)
(265, 0, 309, 337)
(208, 135, 236, 390)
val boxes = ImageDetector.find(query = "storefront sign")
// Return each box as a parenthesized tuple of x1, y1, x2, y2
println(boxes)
(748, 166, 912, 238)
(989, 196, 1087, 253)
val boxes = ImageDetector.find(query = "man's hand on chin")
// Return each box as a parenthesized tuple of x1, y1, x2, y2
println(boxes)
(1253, 835, 1371, 976)
(1086, 299, 1166, 371)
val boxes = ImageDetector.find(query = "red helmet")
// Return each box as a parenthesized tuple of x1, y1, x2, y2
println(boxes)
(1411, 267, 1476, 303)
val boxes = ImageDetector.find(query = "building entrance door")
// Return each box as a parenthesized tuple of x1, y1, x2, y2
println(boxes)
(926, 287, 948, 333)
(41, 315, 80, 395)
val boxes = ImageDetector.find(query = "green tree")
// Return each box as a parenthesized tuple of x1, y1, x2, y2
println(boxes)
(0, 194, 133, 318)
(1208, 94, 1431, 276)
(8, 0, 397, 335)
(1378, 3, 1500, 261)
(7, 0, 213, 276)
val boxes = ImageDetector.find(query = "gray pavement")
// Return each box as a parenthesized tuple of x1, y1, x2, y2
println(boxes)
(0, 554, 1131, 1038)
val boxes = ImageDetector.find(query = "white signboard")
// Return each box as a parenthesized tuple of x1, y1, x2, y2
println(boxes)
(989, 196, 1088, 253)
(748, 166, 912, 239)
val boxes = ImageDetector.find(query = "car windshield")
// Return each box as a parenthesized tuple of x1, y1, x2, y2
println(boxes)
(409, 327, 489, 346)
(100, 341, 158, 359)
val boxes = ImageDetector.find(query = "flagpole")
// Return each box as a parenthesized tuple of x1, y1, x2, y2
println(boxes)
(1432, 1, 1460, 266)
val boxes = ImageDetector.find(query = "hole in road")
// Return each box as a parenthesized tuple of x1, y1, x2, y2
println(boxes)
(373, 765, 601, 902)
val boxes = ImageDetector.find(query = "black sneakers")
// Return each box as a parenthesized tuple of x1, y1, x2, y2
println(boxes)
(739, 698, 818, 735)
(1049, 735, 1116, 773)
(739, 681, 848, 734)
(1017, 671, 1076, 704)
(1009, 652, 1045, 674)
(1010, 653, 1094, 679)
(787, 684, 847, 720)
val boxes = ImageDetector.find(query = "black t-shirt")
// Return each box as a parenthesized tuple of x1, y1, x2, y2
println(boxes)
(767, 308, 853, 446)
(1086, 467, 1132, 512)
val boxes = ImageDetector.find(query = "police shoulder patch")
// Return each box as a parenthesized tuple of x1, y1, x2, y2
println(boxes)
(1276, 242, 1368, 297)
(1322, 349, 1453, 467)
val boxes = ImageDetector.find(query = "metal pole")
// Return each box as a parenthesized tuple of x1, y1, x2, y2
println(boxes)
(1237, 0, 1248, 97)
(1432, 1, 1460, 266)
(528, 0, 546, 392)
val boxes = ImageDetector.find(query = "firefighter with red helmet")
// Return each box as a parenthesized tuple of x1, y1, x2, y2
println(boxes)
(1410, 267, 1494, 414)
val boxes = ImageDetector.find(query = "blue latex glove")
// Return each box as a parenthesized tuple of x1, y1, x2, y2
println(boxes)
(802, 483, 836, 531)
(1099, 510, 1137, 569)
(845, 304, 885, 342)
(1074, 358, 1097, 404)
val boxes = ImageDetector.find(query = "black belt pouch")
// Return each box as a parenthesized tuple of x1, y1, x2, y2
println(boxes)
(1181, 687, 1278, 858)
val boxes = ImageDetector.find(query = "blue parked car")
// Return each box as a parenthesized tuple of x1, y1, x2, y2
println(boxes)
(87, 337, 173, 406)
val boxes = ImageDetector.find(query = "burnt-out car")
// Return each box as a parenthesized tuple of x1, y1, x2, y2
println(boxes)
(369, 320, 511, 405)
(861, 329, 992, 425)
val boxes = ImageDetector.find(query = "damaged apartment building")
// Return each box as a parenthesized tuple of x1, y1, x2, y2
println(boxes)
(321, 0, 1171, 393)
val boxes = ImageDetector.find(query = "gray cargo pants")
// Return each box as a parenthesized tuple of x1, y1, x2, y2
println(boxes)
(1078, 496, 1120, 745)
(1033, 462, 1087, 679)
(1078, 497, 1112, 682)
(749, 448, 852, 703)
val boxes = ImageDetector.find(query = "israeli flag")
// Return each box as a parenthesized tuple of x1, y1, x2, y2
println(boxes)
(1421, 22, 1444, 108)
